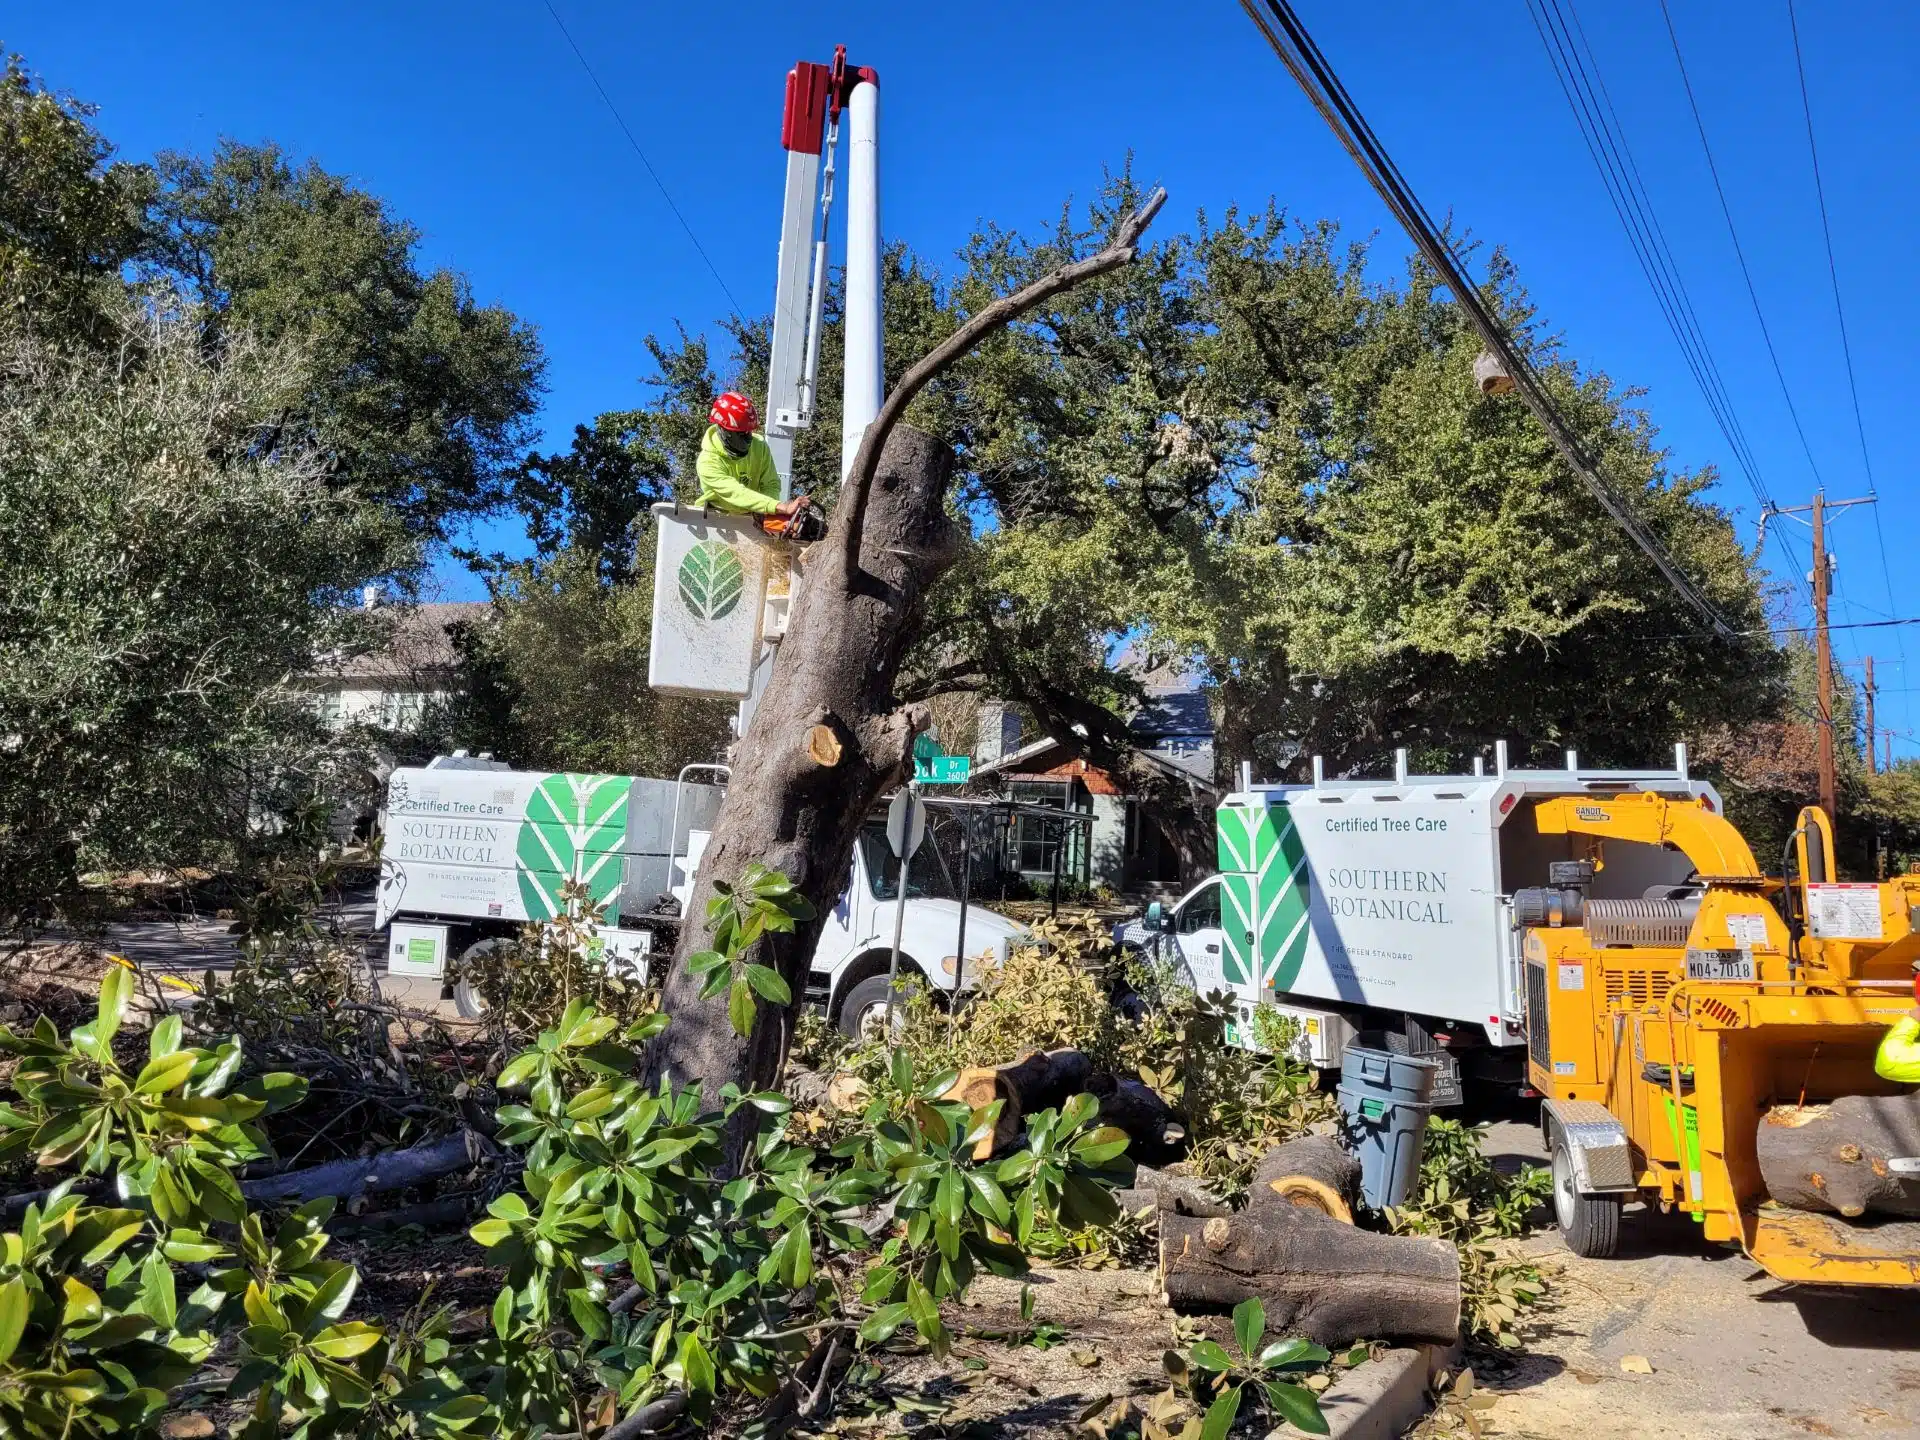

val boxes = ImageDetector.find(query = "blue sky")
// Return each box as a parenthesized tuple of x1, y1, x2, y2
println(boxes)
(13, 0, 1918, 755)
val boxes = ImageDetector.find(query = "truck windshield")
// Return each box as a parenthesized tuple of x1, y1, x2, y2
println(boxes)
(859, 823, 956, 901)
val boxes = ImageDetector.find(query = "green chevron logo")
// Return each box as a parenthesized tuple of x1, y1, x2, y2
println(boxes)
(1217, 802, 1311, 994)
(677, 540, 746, 621)
(515, 773, 630, 922)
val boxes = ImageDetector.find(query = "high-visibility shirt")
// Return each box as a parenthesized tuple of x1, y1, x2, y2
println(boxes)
(693, 425, 781, 515)
(1874, 1015, 1920, 1085)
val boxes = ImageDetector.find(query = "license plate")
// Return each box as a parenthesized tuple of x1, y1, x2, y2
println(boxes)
(1685, 948, 1753, 982)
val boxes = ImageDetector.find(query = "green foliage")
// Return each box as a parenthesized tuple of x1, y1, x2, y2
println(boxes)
(439, 543, 731, 779)
(457, 880, 659, 1044)
(0, 969, 406, 1439)
(0, 291, 402, 926)
(1384, 1118, 1553, 1347)
(1, 50, 546, 924)
(687, 864, 815, 1037)
(480, 992, 1134, 1430)
(1170, 1298, 1330, 1438)
(143, 140, 544, 546)
(0, 53, 153, 337)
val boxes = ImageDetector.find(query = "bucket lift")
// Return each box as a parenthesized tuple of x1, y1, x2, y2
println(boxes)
(646, 48, 883, 728)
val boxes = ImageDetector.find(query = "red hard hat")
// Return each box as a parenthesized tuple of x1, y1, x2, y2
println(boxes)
(709, 392, 758, 433)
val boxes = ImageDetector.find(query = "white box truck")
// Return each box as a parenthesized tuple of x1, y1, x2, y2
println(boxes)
(376, 756, 1027, 1034)
(1121, 744, 1717, 1099)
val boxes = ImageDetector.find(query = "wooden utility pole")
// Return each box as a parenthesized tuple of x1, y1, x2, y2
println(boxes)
(1887, 730, 1895, 774)
(1864, 656, 1878, 774)
(1812, 492, 1836, 820)
(1769, 492, 1876, 822)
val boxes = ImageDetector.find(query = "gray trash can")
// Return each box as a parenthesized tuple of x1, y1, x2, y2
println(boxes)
(1337, 1040, 1439, 1210)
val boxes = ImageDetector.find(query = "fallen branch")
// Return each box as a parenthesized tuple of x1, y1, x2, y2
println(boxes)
(240, 1129, 492, 1206)
(1160, 1209, 1460, 1347)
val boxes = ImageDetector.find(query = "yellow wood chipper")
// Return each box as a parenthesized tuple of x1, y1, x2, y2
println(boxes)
(1517, 793, 1920, 1285)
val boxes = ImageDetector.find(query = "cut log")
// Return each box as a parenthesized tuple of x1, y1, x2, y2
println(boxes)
(1757, 1093, 1920, 1218)
(1087, 1073, 1187, 1166)
(241, 1129, 492, 1207)
(1248, 1136, 1362, 1224)
(944, 1050, 1096, 1158)
(1160, 1208, 1460, 1347)
(1113, 1165, 1232, 1220)
(942, 1051, 1184, 1161)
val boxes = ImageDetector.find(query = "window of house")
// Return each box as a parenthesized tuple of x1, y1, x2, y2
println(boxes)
(1007, 782, 1067, 874)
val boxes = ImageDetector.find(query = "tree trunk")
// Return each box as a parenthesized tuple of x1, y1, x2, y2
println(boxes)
(645, 425, 960, 1106)
(1160, 1209, 1460, 1347)
(1757, 1094, 1920, 1218)
(642, 190, 1168, 1133)
(1247, 1136, 1362, 1224)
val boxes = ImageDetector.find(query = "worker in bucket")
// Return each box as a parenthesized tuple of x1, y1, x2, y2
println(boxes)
(1873, 960, 1920, 1084)
(695, 392, 815, 533)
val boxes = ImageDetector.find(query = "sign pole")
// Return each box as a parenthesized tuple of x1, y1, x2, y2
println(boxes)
(947, 809, 974, 1046)
(883, 785, 924, 1037)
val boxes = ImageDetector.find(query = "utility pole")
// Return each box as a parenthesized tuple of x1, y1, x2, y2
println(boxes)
(1811, 493, 1836, 821)
(1864, 655, 1877, 775)
(1766, 491, 1876, 823)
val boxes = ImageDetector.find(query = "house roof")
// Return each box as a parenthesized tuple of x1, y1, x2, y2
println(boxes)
(1133, 687, 1212, 740)
(309, 602, 491, 684)
(969, 734, 1219, 796)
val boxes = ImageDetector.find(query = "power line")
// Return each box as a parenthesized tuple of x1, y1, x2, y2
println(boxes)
(1523, 0, 1774, 517)
(1784, 0, 1872, 490)
(1521, 0, 1818, 629)
(1237, 0, 1742, 642)
(1654, 0, 1824, 489)
(538, 0, 748, 323)
(1782, 0, 1909, 728)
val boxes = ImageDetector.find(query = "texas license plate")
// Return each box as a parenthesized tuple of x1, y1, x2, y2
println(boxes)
(1685, 948, 1753, 982)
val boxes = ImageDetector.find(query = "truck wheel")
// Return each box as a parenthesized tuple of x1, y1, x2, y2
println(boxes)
(451, 939, 506, 1020)
(1552, 1131, 1622, 1259)
(837, 975, 900, 1040)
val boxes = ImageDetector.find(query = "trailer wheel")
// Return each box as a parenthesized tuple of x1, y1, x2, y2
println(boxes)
(1552, 1131, 1622, 1259)
(451, 938, 507, 1020)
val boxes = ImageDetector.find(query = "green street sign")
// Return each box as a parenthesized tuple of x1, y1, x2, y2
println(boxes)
(914, 755, 971, 785)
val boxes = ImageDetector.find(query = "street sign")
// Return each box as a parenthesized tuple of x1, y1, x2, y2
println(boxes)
(914, 755, 971, 784)
(885, 789, 926, 860)
(911, 734, 971, 785)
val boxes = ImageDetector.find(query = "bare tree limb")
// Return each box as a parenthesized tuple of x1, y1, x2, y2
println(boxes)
(832, 187, 1168, 581)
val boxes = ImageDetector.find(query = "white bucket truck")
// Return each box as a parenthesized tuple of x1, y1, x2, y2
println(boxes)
(1123, 743, 1717, 1100)
(376, 756, 1026, 1034)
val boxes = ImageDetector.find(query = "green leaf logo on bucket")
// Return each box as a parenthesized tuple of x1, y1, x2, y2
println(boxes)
(677, 540, 746, 622)
(515, 773, 630, 921)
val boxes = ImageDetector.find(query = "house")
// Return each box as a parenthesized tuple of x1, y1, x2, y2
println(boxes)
(959, 684, 1219, 895)
(304, 599, 489, 733)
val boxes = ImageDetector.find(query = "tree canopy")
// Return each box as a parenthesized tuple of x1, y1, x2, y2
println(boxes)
(0, 51, 547, 915)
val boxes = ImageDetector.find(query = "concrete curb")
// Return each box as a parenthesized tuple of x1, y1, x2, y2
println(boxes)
(1310, 1340, 1459, 1440)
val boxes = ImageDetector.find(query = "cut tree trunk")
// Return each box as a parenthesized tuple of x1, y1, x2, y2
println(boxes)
(1087, 1072, 1187, 1166)
(942, 1050, 1184, 1161)
(1160, 1209, 1460, 1347)
(642, 191, 1167, 1151)
(1757, 1094, 1920, 1218)
(1113, 1165, 1232, 1219)
(1247, 1135, 1362, 1224)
